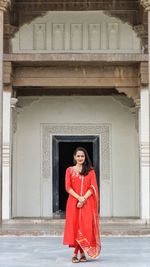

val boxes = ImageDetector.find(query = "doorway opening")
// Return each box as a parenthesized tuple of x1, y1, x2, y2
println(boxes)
(52, 135, 99, 215)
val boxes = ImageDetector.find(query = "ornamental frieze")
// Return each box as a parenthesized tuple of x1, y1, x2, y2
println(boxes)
(14, 0, 139, 12)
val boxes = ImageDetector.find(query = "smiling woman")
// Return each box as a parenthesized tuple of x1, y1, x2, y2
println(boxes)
(63, 147, 101, 263)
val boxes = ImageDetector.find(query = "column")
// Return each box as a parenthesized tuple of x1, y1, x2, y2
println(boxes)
(3, 86, 11, 219)
(141, 0, 150, 222)
(140, 87, 149, 219)
(0, 0, 10, 222)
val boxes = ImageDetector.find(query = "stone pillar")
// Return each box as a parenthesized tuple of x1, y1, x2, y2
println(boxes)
(3, 85, 11, 219)
(139, 87, 149, 219)
(141, 0, 150, 220)
(3, 61, 13, 219)
(0, 0, 10, 222)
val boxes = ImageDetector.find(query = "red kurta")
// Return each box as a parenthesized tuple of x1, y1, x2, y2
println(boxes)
(63, 166, 101, 258)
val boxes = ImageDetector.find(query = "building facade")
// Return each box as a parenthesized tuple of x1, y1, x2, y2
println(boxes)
(0, 0, 149, 221)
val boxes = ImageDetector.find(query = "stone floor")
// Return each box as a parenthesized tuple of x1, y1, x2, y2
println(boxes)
(0, 236, 150, 267)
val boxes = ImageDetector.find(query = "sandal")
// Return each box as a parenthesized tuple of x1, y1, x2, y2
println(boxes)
(72, 255, 79, 263)
(80, 254, 87, 262)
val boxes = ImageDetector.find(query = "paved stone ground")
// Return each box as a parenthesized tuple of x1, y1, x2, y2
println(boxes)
(0, 237, 150, 267)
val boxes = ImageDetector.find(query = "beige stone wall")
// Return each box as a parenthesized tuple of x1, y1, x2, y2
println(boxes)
(11, 11, 141, 53)
(12, 95, 139, 218)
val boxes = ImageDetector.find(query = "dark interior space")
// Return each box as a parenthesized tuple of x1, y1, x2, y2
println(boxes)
(59, 142, 93, 212)
(14, 87, 122, 97)
(52, 135, 99, 215)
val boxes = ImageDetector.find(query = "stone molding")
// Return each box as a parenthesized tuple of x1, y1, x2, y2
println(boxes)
(14, 1, 139, 12)
(141, 0, 150, 10)
(41, 123, 111, 181)
(3, 143, 10, 167)
(4, 24, 18, 39)
(140, 141, 150, 167)
(3, 61, 12, 85)
(4, 53, 148, 62)
(140, 62, 148, 85)
(0, 0, 10, 11)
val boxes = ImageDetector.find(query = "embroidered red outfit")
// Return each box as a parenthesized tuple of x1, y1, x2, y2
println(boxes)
(63, 167, 101, 258)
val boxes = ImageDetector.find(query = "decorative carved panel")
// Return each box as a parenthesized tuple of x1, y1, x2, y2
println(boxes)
(41, 123, 111, 182)
(33, 23, 46, 50)
(12, 11, 141, 53)
(19, 24, 33, 50)
(88, 24, 101, 50)
(70, 24, 83, 50)
(107, 23, 119, 50)
(52, 23, 65, 50)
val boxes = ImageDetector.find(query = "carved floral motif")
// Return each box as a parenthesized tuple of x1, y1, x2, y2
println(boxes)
(0, 0, 10, 11)
(141, 0, 150, 10)
(41, 123, 111, 181)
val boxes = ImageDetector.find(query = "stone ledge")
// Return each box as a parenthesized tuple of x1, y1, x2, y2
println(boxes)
(2, 217, 150, 225)
(3, 53, 148, 63)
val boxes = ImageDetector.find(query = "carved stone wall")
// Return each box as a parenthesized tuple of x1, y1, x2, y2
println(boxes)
(41, 123, 111, 182)
(12, 11, 141, 53)
(4, 1, 147, 55)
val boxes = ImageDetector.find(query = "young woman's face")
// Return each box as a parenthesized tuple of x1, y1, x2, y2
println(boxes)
(74, 150, 85, 165)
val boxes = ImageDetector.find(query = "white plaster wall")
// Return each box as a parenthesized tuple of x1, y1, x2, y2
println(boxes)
(12, 11, 141, 53)
(12, 96, 139, 218)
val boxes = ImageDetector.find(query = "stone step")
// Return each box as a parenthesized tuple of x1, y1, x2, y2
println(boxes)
(2, 217, 150, 224)
(0, 218, 150, 236)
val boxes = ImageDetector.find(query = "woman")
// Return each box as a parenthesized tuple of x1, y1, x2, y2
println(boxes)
(63, 147, 101, 263)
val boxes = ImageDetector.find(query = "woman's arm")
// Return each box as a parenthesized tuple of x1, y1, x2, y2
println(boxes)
(83, 189, 93, 201)
(77, 189, 93, 208)
(65, 168, 85, 203)
(67, 188, 79, 200)
(68, 188, 86, 203)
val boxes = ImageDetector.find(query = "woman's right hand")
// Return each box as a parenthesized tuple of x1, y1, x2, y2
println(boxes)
(77, 201, 84, 208)
(78, 196, 86, 203)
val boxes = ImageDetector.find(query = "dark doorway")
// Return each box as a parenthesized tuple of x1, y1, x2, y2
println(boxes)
(52, 136, 99, 214)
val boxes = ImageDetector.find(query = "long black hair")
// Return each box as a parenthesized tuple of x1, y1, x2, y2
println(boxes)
(73, 147, 93, 176)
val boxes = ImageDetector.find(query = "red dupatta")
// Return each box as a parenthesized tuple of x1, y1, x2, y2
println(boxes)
(76, 170, 101, 258)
